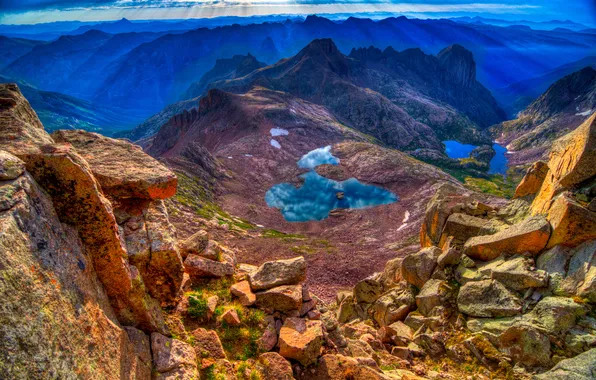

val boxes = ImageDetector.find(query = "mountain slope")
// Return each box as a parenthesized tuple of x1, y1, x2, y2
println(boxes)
(0, 36, 45, 70)
(493, 66, 596, 166)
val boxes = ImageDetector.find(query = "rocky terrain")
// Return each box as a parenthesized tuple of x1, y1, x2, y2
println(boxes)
(1, 51, 596, 380)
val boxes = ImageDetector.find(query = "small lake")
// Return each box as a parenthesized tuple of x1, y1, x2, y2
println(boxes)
(265, 146, 398, 222)
(443, 140, 509, 175)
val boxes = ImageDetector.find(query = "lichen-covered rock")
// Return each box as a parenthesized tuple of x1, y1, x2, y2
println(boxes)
(534, 348, 596, 379)
(230, 280, 256, 306)
(439, 213, 492, 246)
(0, 83, 53, 151)
(249, 256, 306, 291)
(184, 253, 235, 278)
(0, 171, 145, 378)
(191, 327, 227, 359)
(279, 317, 324, 366)
(51, 129, 177, 200)
(310, 354, 391, 380)
(0, 150, 25, 180)
(546, 194, 596, 249)
(380, 321, 414, 346)
(179, 230, 209, 259)
(353, 278, 383, 304)
(526, 297, 587, 335)
(369, 284, 415, 326)
(498, 324, 551, 367)
(457, 280, 523, 317)
(463, 215, 551, 261)
(561, 240, 596, 301)
(337, 294, 358, 323)
(420, 183, 471, 247)
(515, 161, 549, 199)
(255, 285, 303, 312)
(258, 316, 278, 351)
(415, 279, 453, 316)
(256, 352, 293, 380)
(151, 333, 198, 379)
(489, 256, 548, 291)
(401, 246, 441, 288)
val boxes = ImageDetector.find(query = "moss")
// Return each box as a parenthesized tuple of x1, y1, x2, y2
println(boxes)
(188, 292, 209, 319)
(261, 229, 306, 241)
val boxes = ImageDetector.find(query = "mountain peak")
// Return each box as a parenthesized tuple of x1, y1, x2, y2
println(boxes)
(302, 38, 340, 55)
(437, 44, 476, 87)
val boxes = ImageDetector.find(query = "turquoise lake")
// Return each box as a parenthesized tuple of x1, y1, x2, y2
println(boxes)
(265, 146, 398, 222)
(443, 140, 509, 175)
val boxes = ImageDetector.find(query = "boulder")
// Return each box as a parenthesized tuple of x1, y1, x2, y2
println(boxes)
(546, 194, 596, 248)
(179, 230, 209, 259)
(463, 334, 504, 370)
(463, 216, 551, 261)
(353, 278, 383, 304)
(457, 280, 523, 317)
(191, 328, 227, 359)
(515, 161, 549, 198)
(230, 280, 256, 306)
(256, 352, 293, 380)
(255, 285, 303, 312)
(369, 284, 415, 326)
(249, 256, 306, 291)
(420, 183, 471, 247)
(439, 213, 492, 246)
(415, 279, 453, 316)
(337, 294, 358, 323)
(376, 257, 404, 289)
(184, 253, 235, 278)
(124, 327, 152, 379)
(561, 240, 596, 301)
(310, 354, 391, 380)
(278, 318, 324, 366)
(0, 83, 53, 151)
(221, 309, 241, 326)
(0, 150, 25, 180)
(437, 243, 462, 268)
(489, 256, 548, 291)
(258, 316, 278, 351)
(401, 246, 442, 288)
(534, 348, 596, 380)
(498, 324, 551, 367)
(151, 333, 198, 379)
(51, 129, 177, 200)
(380, 321, 413, 346)
(527, 297, 587, 336)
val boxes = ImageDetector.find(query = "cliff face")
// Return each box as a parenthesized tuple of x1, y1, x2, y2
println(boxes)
(0, 83, 182, 378)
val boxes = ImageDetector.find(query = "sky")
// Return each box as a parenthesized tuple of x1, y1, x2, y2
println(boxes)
(1, 0, 595, 26)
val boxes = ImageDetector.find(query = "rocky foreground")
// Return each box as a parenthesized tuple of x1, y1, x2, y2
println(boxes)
(1, 82, 596, 379)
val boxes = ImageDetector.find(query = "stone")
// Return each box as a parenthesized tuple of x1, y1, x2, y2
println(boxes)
(191, 327, 226, 359)
(258, 316, 278, 351)
(179, 230, 209, 259)
(230, 280, 256, 306)
(221, 308, 241, 326)
(51, 129, 177, 200)
(207, 296, 218, 320)
(463, 334, 504, 370)
(369, 284, 415, 327)
(561, 240, 596, 301)
(534, 348, 596, 380)
(0, 150, 25, 180)
(565, 328, 596, 355)
(439, 213, 492, 246)
(0, 83, 53, 152)
(515, 161, 549, 198)
(420, 183, 471, 247)
(546, 194, 596, 249)
(311, 354, 391, 380)
(255, 285, 302, 312)
(124, 327, 152, 379)
(401, 246, 442, 288)
(376, 257, 404, 289)
(300, 299, 317, 317)
(256, 352, 293, 380)
(413, 331, 445, 357)
(463, 216, 551, 261)
(391, 346, 412, 360)
(344, 338, 375, 359)
(342, 321, 377, 340)
(336, 294, 358, 323)
(490, 256, 548, 291)
(457, 280, 523, 317)
(353, 278, 383, 304)
(184, 253, 235, 278)
(236, 263, 258, 280)
(249, 256, 306, 291)
(383, 321, 414, 346)
(537, 245, 571, 279)
(307, 310, 321, 320)
(151, 333, 198, 378)
(437, 246, 462, 268)
(416, 279, 453, 316)
(278, 317, 324, 366)
(498, 324, 551, 367)
(16, 143, 165, 332)
(527, 297, 587, 335)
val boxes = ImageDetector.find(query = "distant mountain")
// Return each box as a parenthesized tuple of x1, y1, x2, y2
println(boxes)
(451, 16, 590, 32)
(0, 76, 143, 134)
(0, 36, 45, 70)
(183, 54, 267, 100)
(493, 66, 596, 166)
(493, 56, 596, 117)
(3, 15, 595, 116)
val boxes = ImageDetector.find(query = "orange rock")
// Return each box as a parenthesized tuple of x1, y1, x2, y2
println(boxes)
(191, 328, 227, 359)
(278, 317, 324, 366)
(51, 129, 177, 200)
(230, 280, 256, 306)
(530, 171, 561, 215)
(514, 161, 549, 198)
(463, 216, 551, 261)
(547, 194, 596, 248)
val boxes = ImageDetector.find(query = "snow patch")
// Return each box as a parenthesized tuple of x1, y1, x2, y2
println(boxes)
(270, 128, 289, 137)
(576, 109, 593, 117)
(244, 154, 253, 157)
(270, 139, 281, 149)
(397, 211, 410, 231)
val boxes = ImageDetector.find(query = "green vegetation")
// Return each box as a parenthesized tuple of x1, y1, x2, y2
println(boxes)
(218, 306, 265, 360)
(261, 229, 306, 241)
(187, 292, 209, 319)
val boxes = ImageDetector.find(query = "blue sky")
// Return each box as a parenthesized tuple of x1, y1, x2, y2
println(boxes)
(1, 0, 595, 25)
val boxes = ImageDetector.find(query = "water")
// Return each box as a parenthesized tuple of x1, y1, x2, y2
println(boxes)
(266, 146, 398, 222)
(443, 140, 509, 175)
